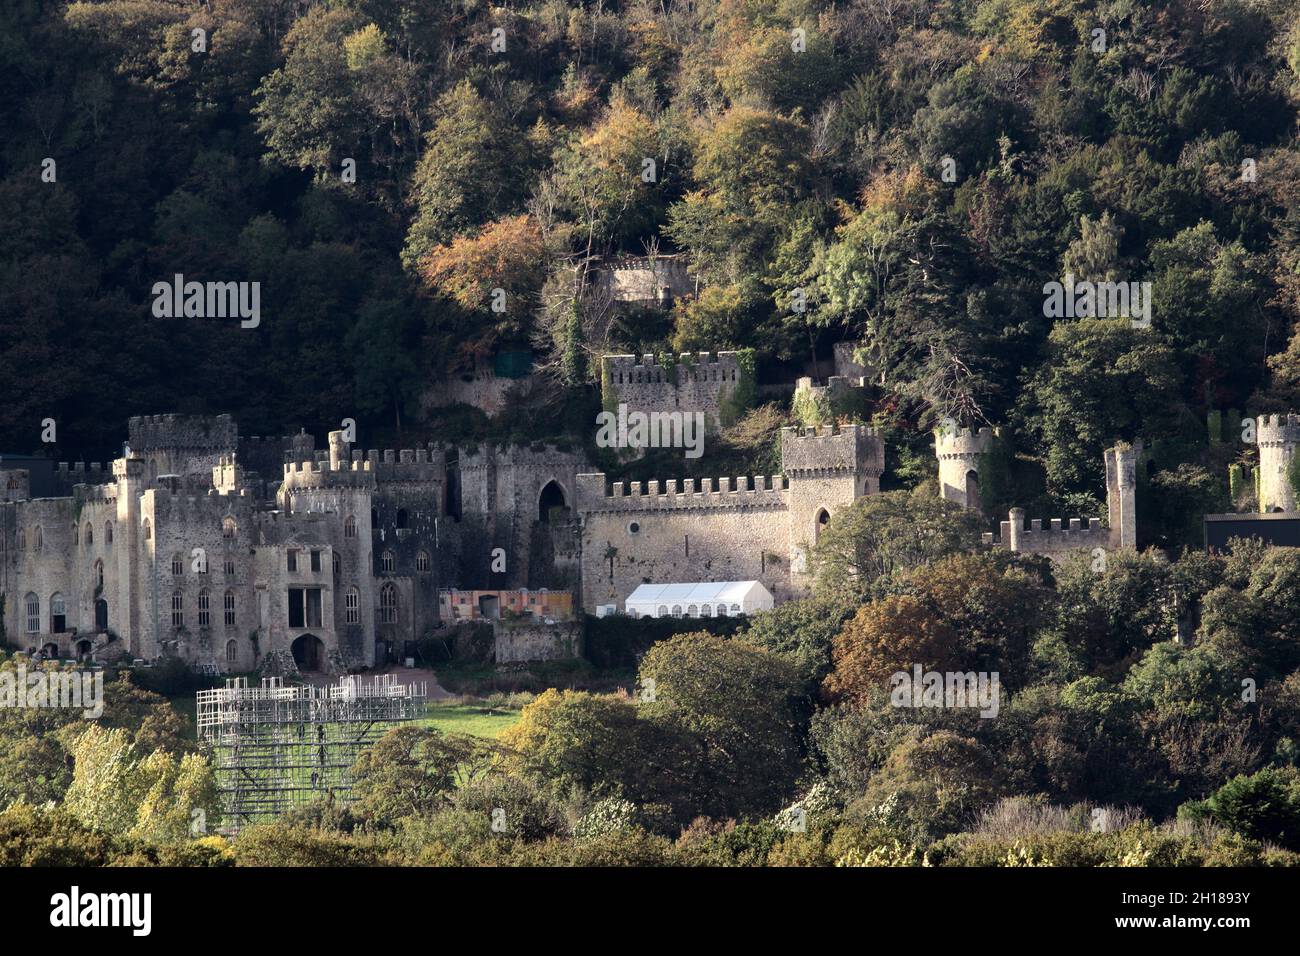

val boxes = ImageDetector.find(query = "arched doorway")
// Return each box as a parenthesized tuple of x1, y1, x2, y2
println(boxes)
(814, 508, 830, 543)
(95, 599, 109, 631)
(538, 480, 568, 523)
(75, 639, 93, 662)
(292, 634, 324, 671)
(965, 469, 982, 511)
(39, 642, 59, 660)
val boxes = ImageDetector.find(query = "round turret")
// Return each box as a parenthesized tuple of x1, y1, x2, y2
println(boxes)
(1257, 413, 1300, 512)
(935, 425, 993, 510)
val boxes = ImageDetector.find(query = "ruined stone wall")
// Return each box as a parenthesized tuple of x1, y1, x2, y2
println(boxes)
(493, 619, 582, 663)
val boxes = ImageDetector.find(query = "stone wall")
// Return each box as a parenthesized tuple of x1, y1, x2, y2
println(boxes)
(493, 619, 582, 663)
(601, 352, 744, 433)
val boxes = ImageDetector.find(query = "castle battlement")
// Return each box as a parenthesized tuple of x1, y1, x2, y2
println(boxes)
(128, 413, 237, 451)
(986, 509, 1108, 554)
(576, 472, 788, 513)
(780, 424, 884, 476)
(935, 426, 994, 459)
(77, 484, 119, 504)
(603, 351, 741, 385)
(1257, 414, 1300, 444)
(57, 461, 109, 474)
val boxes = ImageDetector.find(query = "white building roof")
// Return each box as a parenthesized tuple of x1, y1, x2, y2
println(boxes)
(624, 581, 769, 606)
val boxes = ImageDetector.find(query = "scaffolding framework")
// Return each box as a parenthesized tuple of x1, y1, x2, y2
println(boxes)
(197, 675, 427, 827)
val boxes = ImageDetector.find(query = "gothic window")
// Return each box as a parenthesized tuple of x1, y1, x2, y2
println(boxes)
(50, 593, 66, 633)
(85, 522, 94, 546)
(381, 551, 395, 573)
(143, 518, 152, 540)
(17, 529, 24, 551)
(33, 526, 42, 552)
(105, 521, 113, 545)
(224, 558, 235, 576)
(345, 588, 360, 625)
(416, 550, 430, 573)
(25, 593, 39, 633)
(380, 583, 397, 623)
(225, 640, 238, 664)
(171, 553, 184, 576)
(73, 524, 79, 546)
(198, 590, 211, 628)
(94, 559, 104, 589)
(224, 590, 236, 627)
(222, 517, 237, 539)
(171, 592, 184, 628)
(344, 515, 357, 538)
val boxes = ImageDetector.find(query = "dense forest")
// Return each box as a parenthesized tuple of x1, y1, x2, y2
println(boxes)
(6, 0, 1300, 869)
(3, 0, 1300, 526)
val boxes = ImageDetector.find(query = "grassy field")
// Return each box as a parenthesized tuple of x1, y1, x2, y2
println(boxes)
(419, 701, 521, 739)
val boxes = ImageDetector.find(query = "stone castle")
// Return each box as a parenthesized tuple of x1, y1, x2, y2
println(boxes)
(1, 403, 1144, 673)
(0, 415, 588, 673)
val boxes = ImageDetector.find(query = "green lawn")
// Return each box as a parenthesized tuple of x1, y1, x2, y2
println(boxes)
(419, 702, 521, 739)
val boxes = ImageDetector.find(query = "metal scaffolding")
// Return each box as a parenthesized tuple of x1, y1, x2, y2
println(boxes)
(197, 675, 427, 827)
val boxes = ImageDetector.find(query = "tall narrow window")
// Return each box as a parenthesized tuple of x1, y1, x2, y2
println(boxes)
(171, 592, 184, 628)
(344, 515, 356, 538)
(224, 590, 236, 627)
(171, 554, 184, 575)
(345, 588, 360, 625)
(94, 559, 104, 589)
(25, 593, 39, 633)
(226, 639, 237, 663)
(198, 590, 211, 628)
(105, 521, 113, 545)
(380, 583, 397, 623)
(143, 518, 151, 540)
(416, 550, 430, 573)
(85, 523, 93, 546)
(381, 551, 395, 573)
(50, 593, 67, 633)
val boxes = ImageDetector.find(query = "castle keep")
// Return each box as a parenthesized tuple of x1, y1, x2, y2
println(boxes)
(0, 415, 588, 674)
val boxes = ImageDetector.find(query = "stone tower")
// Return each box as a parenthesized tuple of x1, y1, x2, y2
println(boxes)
(1257, 414, 1300, 513)
(1104, 441, 1140, 549)
(935, 425, 993, 511)
(781, 423, 885, 570)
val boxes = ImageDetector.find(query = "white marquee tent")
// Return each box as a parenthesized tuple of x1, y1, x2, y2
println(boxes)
(623, 581, 775, 619)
